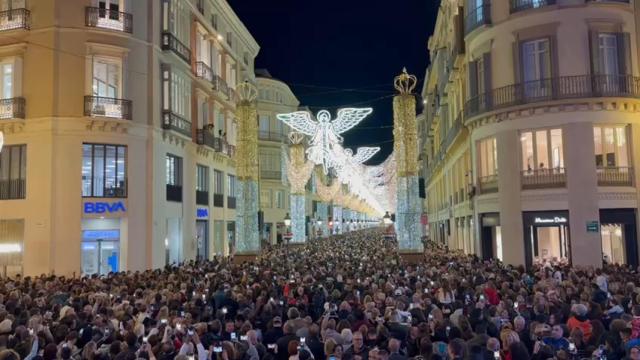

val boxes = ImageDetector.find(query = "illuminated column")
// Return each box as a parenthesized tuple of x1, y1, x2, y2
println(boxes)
(287, 133, 315, 243)
(333, 206, 343, 234)
(235, 82, 260, 254)
(317, 202, 329, 237)
(393, 69, 423, 253)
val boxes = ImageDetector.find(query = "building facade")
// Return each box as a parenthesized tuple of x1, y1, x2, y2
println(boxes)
(255, 70, 300, 245)
(0, 0, 259, 276)
(421, 0, 640, 268)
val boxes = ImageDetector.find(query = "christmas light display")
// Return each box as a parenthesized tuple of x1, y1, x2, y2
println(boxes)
(277, 108, 373, 174)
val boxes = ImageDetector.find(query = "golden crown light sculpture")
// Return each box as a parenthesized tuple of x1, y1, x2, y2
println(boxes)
(393, 68, 418, 177)
(235, 81, 259, 181)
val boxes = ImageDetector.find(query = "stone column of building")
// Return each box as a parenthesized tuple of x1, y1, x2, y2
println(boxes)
(235, 82, 260, 255)
(393, 69, 423, 253)
(286, 132, 314, 243)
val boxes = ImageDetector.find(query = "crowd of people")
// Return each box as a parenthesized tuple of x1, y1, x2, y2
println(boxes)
(0, 229, 638, 360)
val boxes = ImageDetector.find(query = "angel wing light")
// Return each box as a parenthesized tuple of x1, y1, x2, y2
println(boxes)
(277, 107, 373, 174)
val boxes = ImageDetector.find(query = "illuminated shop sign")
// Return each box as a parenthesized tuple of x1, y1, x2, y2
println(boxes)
(197, 208, 209, 219)
(84, 201, 127, 214)
(534, 216, 567, 224)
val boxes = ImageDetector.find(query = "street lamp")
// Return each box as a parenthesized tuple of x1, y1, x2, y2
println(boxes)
(284, 213, 291, 227)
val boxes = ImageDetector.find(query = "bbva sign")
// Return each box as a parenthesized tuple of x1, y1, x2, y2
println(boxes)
(84, 201, 127, 214)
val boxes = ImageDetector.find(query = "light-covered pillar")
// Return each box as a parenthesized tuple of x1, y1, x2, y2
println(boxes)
(317, 202, 329, 237)
(394, 69, 423, 253)
(235, 82, 260, 254)
(333, 206, 343, 234)
(286, 133, 315, 243)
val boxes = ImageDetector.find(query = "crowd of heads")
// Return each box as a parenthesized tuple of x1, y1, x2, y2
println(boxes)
(0, 229, 638, 360)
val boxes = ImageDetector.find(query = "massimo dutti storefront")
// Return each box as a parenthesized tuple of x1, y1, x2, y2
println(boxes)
(523, 211, 570, 268)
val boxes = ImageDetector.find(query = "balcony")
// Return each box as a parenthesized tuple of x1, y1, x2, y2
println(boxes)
(196, 128, 216, 148)
(213, 75, 230, 98)
(465, 75, 640, 119)
(0, 8, 30, 31)
(196, 190, 209, 206)
(585, 0, 629, 3)
(84, 96, 132, 120)
(510, 0, 555, 13)
(258, 131, 286, 142)
(0, 97, 25, 119)
(166, 184, 182, 202)
(227, 196, 236, 209)
(465, 3, 491, 35)
(162, 111, 192, 138)
(195, 61, 214, 83)
(85, 7, 133, 33)
(261, 170, 282, 180)
(213, 193, 224, 207)
(521, 168, 566, 190)
(478, 175, 498, 194)
(597, 167, 634, 187)
(0, 179, 25, 200)
(161, 32, 191, 64)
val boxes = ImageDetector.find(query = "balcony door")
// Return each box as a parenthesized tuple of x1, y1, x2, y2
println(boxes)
(598, 34, 620, 94)
(98, 0, 121, 19)
(0, 61, 12, 100)
(0, 0, 25, 11)
(92, 57, 122, 117)
(521, 38, 552, 100)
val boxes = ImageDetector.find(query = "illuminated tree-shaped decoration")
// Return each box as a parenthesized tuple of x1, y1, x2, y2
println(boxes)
(277, 108, 373, 174)
(316, 178, 342, 203)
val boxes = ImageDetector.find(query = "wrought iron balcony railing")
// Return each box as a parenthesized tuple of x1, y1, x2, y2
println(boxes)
(465, 74, 640, 119)
(227, 196, 236, 209)
(478, 174, 499, 194)
(166, 184, 182, 202)
(85, 7, 133, 33)
(465, 3, 491, 35)
(261, 170, 282, 180)
(0, 179, 25, 200)
(0, 97, 25, 119)
(161, 32, 191, 64)
(521, 168, 566, 189)
(0, 8, 30, 31)
(84, 96, 132, 120)
(510, 0, 555, 13)
(213, 193, 224, 207)
(258, 131, 286, 142)
(195, 61, 213, 83)
(196, 190, 209, 206)
(213, 75, 230, 98)
(597, 167, 634, 187)
(162, 110, 192, 138)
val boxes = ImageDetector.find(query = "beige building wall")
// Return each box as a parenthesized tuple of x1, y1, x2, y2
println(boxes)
(0, 0, 259, 276)
(421, 0, 640, 268)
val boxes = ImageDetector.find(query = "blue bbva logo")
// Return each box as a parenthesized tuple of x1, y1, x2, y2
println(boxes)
(84, 201, 127, 214)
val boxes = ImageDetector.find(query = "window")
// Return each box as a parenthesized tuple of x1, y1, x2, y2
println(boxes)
(594, 126, 629, 168)
(0, 62, 12, 99)
(276, 190, 285, 209)
(162, 0, 189, 45)
(196, 165, 208, 192)
(1, 0, 26, 11)
(166, 154, 182, 186)
(82, 144, 126, 198)
(216, 109, 225, 136)
(196, 28, 210, 65)
(210, 14, 218, 30)
(162, 66, 191, 121)
(227, 174, 236, 198)
(259, 115, 270, 136)
(477, 137, 497, 177)
(521, 38, 551, 97)
(261, 189, 272, 208)
(0, 144, 26, 200)
(259, 150, 281, 179)
(93, 57, 121, 99)
(599, 34, 619, 77)
(520, 128, 563, 173)
(226, 58, 236, 89)
(197, 95, 208, 128)
(214, 170, 224, 194)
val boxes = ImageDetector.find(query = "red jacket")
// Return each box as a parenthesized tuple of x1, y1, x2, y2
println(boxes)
(484, 287, 500, 306)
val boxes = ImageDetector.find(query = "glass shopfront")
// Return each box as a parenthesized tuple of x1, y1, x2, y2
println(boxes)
(600, 209, 638, 267)
(523, 211, 570, 268)
(81, 219, 121, 275)
(480, 213, 501, 261)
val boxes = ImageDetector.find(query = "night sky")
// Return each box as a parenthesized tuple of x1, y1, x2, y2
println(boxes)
(230, 0, 440, 165)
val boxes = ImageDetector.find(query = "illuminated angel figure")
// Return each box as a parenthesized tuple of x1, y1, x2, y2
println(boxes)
(277, 108, 373, 174)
